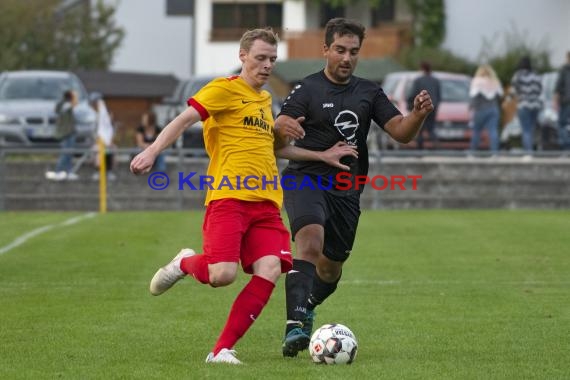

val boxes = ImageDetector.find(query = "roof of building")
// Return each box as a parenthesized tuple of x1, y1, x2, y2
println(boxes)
(272, 57, 405, 84)
(74, 70, 179, 98)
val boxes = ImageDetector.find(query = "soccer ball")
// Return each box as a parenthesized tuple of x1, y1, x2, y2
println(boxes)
(309, 323, 358, 364)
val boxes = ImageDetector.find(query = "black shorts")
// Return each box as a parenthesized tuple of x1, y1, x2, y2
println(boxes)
(283, 174, 361, 262)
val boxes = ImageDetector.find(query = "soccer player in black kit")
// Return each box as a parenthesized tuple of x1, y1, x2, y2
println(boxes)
(274, 18, 435, 357)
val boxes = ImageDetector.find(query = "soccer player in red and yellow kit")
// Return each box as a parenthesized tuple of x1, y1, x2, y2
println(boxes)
(131, 27, 356, 365)
(130, 28, 292, 365)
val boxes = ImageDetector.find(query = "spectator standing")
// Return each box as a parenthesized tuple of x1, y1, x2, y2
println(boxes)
(554, 51, 570, 150)
(510, 56, 542, 158)
(91, 93, 117, 181)
(46, 90, 79, 181)
(135, 111, 166, 172)
(409, 61, 441, 149)
(469, 64, 503, 154)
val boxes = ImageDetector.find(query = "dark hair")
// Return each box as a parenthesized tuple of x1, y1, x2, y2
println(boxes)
(145, 111, 157, 126)
(420, 61, 432, 74)
(324, 18, 365, 47)
(63, 90, 73, 101)
(518, 56, 532, 71)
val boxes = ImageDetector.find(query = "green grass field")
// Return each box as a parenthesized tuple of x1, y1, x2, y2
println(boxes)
(0, 210, 569, 379)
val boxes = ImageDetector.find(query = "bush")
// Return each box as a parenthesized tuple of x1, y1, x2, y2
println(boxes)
(478, 23, 553, 85)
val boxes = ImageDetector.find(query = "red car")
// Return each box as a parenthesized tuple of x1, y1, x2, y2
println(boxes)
(379, 71, 484, 150)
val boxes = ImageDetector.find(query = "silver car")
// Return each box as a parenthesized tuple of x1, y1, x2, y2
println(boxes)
(0, 70, 97, 147)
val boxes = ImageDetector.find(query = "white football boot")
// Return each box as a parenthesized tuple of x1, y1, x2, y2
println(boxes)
(149, 248, 195, 296)
(205, 349, 242, 365)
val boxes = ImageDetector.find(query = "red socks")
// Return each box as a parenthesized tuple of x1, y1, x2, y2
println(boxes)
(179, 254, 210, 284)
(212, 275, 275, 355)
(179, 257, 276, 355)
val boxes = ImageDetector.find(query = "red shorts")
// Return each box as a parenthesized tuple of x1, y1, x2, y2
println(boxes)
(203, 198, 292, 274)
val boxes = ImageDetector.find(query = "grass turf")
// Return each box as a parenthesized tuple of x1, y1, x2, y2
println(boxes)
(0, 210, 568, 379)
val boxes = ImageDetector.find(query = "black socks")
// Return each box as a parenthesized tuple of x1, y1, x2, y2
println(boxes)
(307, 270, 341, 311)
(285, 259, 315, 332)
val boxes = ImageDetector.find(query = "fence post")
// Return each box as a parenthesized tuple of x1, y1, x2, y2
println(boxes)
(97, 139, 107, 213)
(176, 138, 184, 210)
(0, 149, 5, 211)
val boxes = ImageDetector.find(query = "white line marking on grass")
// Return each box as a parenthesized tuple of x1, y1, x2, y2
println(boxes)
(342, 279, 570, 286)
(60, 212, 96, 226)
(0, 212, 96, 256)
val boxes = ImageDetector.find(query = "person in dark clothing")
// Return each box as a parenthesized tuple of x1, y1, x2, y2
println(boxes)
(46, 90, 79, 181)
(511, 56, 542, 157)
(273, 17, 435, 358)
(554, 51, 570, 150)
(408, 61, 441, 149)
(135, 111, 166, 171)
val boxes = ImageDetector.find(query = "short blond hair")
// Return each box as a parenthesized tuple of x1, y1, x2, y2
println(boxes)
(239, 28, 279, 51)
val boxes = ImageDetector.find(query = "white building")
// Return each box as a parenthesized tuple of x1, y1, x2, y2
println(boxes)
(107, 0, 570, 79)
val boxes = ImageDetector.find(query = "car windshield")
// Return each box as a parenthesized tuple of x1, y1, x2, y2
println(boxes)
(440, 78, 470, 102)
(0, 76, 86, 101)
(381, 75, 401, 97)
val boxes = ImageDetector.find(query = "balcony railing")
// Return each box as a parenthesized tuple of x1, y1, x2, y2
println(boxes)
(285, 22, 413, 59)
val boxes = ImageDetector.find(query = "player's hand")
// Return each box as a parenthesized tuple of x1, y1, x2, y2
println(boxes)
(411, 90, 434, 117)
(130, 149, 156, 175)
(320, 141, 358, 171)
(275, 115, 306, 140)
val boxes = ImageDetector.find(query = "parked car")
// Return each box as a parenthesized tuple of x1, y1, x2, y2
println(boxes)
(379, 71, 477, 150)
(0, 70, 97, 147)
(152, 75, 282, 155)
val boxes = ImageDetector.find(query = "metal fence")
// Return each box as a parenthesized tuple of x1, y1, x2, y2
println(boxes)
(1, 145, 569, 211)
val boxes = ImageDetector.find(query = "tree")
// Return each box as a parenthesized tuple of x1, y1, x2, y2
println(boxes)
(0, 0, 124, 71)
(479, 23, 552, 85)
(405, 0, 445, 48)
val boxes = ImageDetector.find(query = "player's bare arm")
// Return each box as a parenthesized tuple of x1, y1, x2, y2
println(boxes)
(130, 107, 201, 175)
(384, 89, 434, 143)
(275, 141, 357, 171)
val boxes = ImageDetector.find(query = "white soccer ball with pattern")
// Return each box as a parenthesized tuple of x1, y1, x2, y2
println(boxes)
(308, 323, 358, 364)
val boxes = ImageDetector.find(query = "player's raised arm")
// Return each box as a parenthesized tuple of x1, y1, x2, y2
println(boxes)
(384, 89, 434, 143)
(130, 107, 201, 175)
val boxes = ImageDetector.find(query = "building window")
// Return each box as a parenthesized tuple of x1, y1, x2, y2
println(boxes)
(212, 3, 283, 41)
(319, 4, 345, 27)
(371, 0, 395, 26)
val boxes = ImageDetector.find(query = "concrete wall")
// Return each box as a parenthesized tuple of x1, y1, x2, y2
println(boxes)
(2, 156, 569, 211)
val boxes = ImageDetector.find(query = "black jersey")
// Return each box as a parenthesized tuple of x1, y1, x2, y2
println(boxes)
(279, 70, 401, 194)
